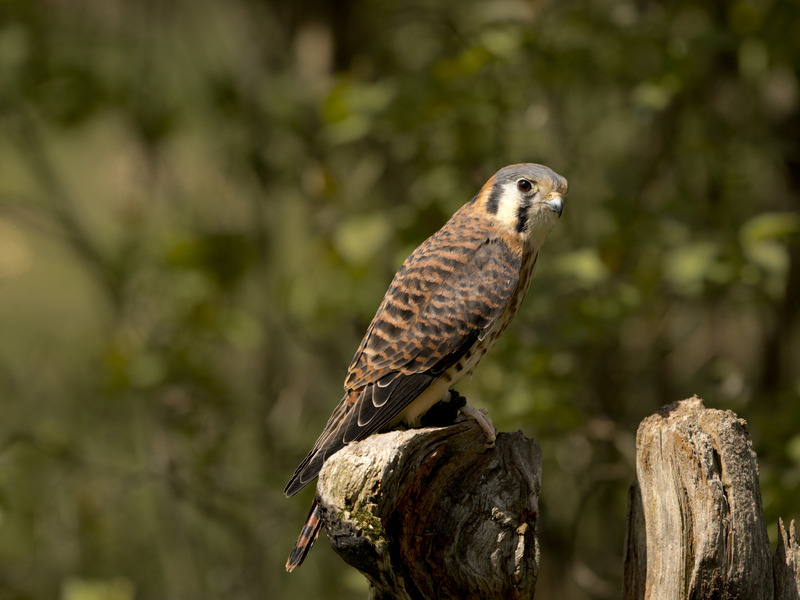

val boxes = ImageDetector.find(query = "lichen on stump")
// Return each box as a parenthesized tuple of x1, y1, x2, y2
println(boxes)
(315, 420, 542, 600)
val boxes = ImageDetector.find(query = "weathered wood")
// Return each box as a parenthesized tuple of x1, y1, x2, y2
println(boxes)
(622, 396, 774, 600)
(312, 395, 798, 599)
(315, 420, 541, 600)
(774, 518, 800, 600)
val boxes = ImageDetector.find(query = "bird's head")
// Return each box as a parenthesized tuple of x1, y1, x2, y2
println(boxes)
(478, 163, 568, 247)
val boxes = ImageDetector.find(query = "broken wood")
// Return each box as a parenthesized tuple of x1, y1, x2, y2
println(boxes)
(774, 518, 800, 600)
(315, 420, 541, 600)
(310, 395, 799, 600)
(622, 396, 799, 600)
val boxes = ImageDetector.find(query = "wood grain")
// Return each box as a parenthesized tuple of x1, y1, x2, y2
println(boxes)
(315, 420, 541, 599)
(622, 396, 774, 600)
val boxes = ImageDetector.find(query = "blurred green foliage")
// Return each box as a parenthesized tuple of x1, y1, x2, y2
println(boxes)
(0, 0, 798, 598)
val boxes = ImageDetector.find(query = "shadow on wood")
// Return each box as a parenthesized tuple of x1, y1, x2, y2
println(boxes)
(315, 420, 541, 600)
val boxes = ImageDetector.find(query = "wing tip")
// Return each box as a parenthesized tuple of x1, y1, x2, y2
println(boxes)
(285, 450, 328, 497)
(283, 480, 301, 498)
(284, 471, 312, 498)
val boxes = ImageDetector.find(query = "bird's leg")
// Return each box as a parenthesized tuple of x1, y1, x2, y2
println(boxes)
(420, 389, 467, 427)
(457, 403, 496, 447)
(419, 390, 496, 447)
(420, 390, 496, 447)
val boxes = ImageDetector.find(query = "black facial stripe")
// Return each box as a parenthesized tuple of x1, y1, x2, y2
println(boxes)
(485, 184, 502, 214)
(516, 197, 532, 233)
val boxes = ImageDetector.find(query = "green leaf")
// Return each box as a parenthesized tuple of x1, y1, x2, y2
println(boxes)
(741, 212, 800, 244)
(333, 213, 392, 266)
(60, 578, 135, 600)
(555, 248, 610, 288)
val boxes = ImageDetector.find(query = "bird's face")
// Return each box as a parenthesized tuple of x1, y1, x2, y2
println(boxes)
(480, 163, 568, 247)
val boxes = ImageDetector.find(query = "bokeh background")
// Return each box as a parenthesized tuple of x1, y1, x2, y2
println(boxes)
(1, 0, 799, 598)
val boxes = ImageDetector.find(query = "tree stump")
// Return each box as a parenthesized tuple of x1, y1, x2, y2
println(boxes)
(622, 396, 790, 600)
(310, 395, 798, 599)
(774, 518, 800, 600)
(315, 420, 542, 600)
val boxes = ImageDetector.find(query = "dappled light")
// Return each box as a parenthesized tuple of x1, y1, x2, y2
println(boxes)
(0, 1, 798, 598)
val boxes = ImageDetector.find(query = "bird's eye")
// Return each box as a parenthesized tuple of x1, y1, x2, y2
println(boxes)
(517, 179, 535, 193)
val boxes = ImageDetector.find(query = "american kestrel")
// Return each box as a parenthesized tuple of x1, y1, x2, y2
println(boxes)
(285, 163, 567, 571)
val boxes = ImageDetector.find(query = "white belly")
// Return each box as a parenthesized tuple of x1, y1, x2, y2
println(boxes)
(396, 316, 507, 425)
(396, 377, 454, 425)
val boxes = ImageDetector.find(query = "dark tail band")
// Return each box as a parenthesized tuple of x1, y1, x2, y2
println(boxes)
(285, 501, 323, 572)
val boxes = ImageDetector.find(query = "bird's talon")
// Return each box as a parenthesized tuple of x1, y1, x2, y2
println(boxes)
(459, 403, 497, 445)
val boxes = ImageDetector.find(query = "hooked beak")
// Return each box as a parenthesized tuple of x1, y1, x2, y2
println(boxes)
(544, 193, 564, 218)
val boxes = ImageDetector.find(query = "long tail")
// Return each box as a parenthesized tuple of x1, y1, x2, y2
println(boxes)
(286, 500, 323, 572)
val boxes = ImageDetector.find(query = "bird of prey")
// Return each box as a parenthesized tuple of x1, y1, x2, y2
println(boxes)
(284, 163, 567, 571)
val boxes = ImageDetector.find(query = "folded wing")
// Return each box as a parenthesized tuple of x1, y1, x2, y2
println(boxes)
(284, 222, 523, 497)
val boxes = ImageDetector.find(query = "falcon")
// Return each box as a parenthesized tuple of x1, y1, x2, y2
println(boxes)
(284, 163, 567, 571)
